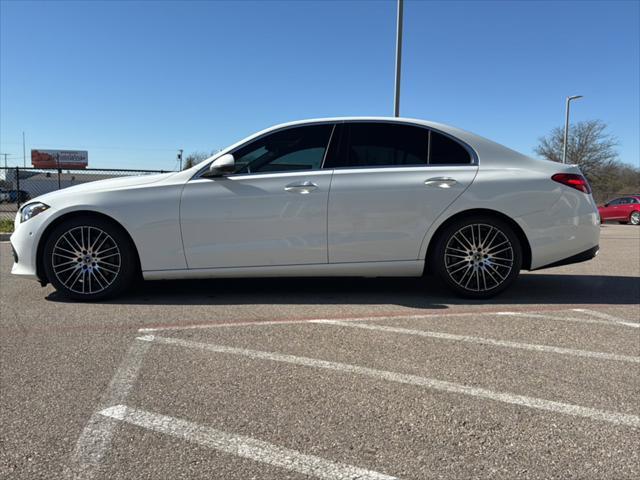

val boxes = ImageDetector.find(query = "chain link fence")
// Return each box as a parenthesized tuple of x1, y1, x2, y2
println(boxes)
(0, 166, 173, 223)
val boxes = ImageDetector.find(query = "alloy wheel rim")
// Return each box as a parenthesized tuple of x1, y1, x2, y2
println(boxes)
(445, 224, 514, 292)
(631, 212, 640, 225)
(52, 226, 121, 294)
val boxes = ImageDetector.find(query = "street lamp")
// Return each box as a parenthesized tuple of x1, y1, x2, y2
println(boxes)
(393, 0, 404, 117)
(562, 95, 583, 164)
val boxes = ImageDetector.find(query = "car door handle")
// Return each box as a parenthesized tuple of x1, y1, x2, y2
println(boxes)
(284, 181, 318, 194)
(424, 177, 458, 188)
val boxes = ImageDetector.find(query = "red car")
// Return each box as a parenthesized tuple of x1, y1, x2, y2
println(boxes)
(598, 195, 640, 225)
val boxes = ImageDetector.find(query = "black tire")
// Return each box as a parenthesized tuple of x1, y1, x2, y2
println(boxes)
(43, 216, 137, 301)
(432, 215, 522, 299)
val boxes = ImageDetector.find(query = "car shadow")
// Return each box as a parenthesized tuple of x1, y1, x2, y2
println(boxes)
(46, 273, 639, 308)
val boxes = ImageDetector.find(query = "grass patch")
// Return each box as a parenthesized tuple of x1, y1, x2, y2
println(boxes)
(0, 218, 14, 233)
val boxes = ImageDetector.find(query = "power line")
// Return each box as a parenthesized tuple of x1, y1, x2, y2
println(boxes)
(0, 141, 180, 152)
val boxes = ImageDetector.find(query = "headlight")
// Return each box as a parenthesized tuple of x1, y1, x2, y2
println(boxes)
(20, 202, 50, 223)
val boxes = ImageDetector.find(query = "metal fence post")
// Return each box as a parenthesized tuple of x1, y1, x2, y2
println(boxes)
(16, 167, 21, 209)
(57, 168, 62, 190)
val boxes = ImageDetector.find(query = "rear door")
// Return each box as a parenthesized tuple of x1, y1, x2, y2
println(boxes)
(325, 122, 478, 263)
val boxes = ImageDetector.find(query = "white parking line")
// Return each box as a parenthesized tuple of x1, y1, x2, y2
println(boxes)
(494, 311, 640, 328)
(311, 320, 640, 364)
(138, 335, 640, 428)
(64, 337, 152, 479)
(137, 313, 497, 333)
(138, 308, 639, 333)
(571, 308, 640, 328)
(138, 318, 335, 333)
(100, 405, 397, 480)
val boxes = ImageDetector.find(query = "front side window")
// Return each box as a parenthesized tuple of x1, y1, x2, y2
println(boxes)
(233, 124, 333, 174)
(609, 198, 623, 206)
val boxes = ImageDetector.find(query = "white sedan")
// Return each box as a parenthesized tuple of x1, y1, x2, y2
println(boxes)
(10, 117, 600, 301)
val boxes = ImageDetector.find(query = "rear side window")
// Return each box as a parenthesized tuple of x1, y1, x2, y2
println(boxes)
(428, 131, 472, 164)
(324, 122, 472, 168)
(326, 123, 428, 168)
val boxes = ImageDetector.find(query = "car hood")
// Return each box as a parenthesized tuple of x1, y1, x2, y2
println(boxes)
(32, 172, 176, 205)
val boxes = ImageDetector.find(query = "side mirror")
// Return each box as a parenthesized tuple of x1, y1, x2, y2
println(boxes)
(203, 153, 235, 178)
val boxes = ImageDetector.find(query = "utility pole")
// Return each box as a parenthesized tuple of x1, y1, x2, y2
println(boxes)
(1, 153, 8, 169)
(178, 149, 183, 170)
(22, 132, 26, 167)
(562, 95, 583, 164)
(394, 0, 404, 117)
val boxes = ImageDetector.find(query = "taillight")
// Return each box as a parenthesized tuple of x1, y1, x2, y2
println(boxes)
(551, 173, 591, 194)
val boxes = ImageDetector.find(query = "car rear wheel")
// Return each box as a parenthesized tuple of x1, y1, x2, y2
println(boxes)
(630, 211, 640, 225)
(43, 216, 136, 301)
(432, 216, 522, 299)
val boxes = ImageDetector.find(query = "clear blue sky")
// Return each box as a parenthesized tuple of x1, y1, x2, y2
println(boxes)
(1, 0, 638, 170)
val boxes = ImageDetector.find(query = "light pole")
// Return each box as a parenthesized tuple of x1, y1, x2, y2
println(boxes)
(393, 0, 404, 117)
(562, 95, 583, 164)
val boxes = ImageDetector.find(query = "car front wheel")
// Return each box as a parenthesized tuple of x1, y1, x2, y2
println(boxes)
(433, 216, 522, 299)
(43, 216, 136, 301)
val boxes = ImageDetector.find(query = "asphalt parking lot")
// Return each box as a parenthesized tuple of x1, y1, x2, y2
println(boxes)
(1, 224, 638, 479)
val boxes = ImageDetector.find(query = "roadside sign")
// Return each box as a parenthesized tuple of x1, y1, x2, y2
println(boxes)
(31, 149, 88, 169)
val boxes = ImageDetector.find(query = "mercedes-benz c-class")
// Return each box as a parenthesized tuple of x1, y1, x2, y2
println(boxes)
(10, 118, 600, 300)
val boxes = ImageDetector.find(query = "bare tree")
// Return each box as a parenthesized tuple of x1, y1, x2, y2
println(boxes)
(182, 151, 216, 170)
(535, 120, 619, 177)
(535, 120, 638, 203)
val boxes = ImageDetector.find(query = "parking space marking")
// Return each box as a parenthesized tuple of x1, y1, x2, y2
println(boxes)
(494, 311, 640, 328)
(311, 320, 640, 363)
(137, 308, 614, 333)
(138, 335, 640, 428)
(65, 338, 152, 480)
(136, 314, 488, 333)
(99, 404, 398, 480)
(571, 308, 640, 328)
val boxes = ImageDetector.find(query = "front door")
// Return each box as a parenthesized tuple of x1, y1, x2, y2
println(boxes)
(601, 198, 624, 220)
(180, 124, 335, 269)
